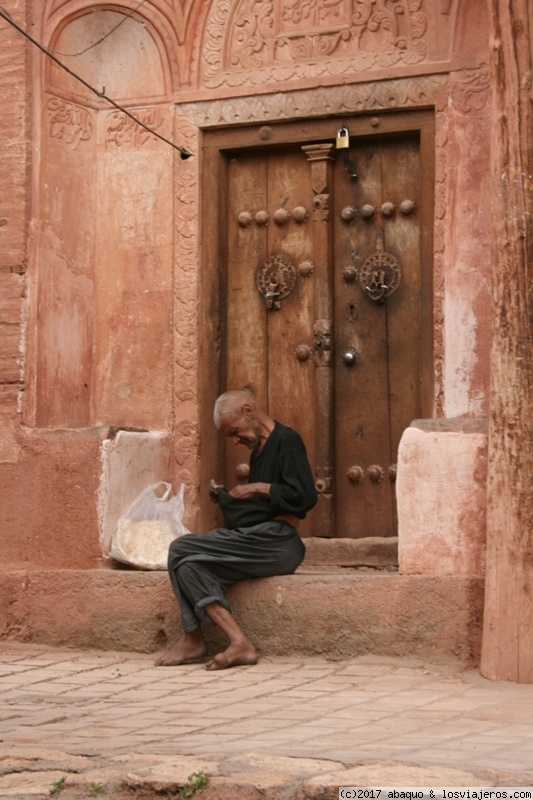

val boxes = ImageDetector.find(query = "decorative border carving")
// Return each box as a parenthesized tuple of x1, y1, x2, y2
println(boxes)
(172, 113, 200, 496)
(201, 0, 428, 89)
(177, 74, 447, 127)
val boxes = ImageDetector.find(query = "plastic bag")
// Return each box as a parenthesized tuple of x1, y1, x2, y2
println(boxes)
(110, 482, 190, 570)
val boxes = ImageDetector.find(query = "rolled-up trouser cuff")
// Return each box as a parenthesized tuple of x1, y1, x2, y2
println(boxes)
(195, 595, 232, 625)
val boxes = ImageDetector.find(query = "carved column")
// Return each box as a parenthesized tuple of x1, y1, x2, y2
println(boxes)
(302, 143, 335, 535)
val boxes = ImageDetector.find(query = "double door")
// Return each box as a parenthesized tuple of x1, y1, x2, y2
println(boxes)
(202, 113, 434, 537)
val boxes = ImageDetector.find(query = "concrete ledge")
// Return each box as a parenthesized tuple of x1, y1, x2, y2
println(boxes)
(0, 568, 483, 666)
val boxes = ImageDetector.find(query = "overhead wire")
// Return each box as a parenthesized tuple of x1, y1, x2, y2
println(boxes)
(43, 0, 148, 57)
(0, 4, 192, 158)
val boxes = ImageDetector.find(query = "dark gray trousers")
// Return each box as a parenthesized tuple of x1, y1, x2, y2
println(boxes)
(167, 520, 305, 632)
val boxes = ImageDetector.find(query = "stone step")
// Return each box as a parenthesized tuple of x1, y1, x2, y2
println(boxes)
(300, 535, 399, 568)
(1, 540, 483, 667)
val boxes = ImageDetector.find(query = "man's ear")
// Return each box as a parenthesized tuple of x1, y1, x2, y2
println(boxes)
(242, 403, 254, 419)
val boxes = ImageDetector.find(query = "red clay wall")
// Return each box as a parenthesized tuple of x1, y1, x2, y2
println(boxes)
(0, 2, 99, 571)
(0, 0, 492, 582)
(0, 0, 27, 461)
(1, 428, 103, 570)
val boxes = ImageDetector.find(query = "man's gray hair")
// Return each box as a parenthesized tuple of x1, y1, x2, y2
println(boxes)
(213, 389, 256, 428)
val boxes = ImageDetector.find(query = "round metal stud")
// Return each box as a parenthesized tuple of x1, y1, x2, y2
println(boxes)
(255, 210, 269, 226)
(400, 199, 415, 215)
(292, 206, 308, 222)
(370, 117, 380, 127)
(342, 266, 357, 283)
(259, 126, 273, 141)
(347, 465, 364, 484)
(341, 205, 356, 222)
(236, 463, 250, 480)
(367, 465, 384, 483)
(361, 204, 375, 219)
(273, 208, 290, 225)
(238, 211, 253, 227)
(380, 202, 395, 217)
(388, 464, 397, 482)
(342, 348, 358, 366)
(295, 344, 312, 362)
(298, 260, 314, 277)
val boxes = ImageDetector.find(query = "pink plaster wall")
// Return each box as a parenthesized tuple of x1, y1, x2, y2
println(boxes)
(442, 71, 492, 417)
(33, 11, 174, 431)
(0, 0, 28, 462)
(0, 428, 103, 570)
(0, 0, 493, 582)
(92, 109, 174, 428)
(36, 110, 96, 426)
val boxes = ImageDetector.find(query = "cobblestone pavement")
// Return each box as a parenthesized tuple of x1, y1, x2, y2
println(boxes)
(1, 644, 532, 798)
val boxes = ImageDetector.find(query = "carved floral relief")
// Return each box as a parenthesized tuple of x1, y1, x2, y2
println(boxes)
(202, 0, 428, 88)
(172, 112, 200, 493)
(178, 75, 447, 128)
(46, 96, 94, 149)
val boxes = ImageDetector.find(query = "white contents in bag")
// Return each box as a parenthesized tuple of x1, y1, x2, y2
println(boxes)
(110, 482, 189, 570)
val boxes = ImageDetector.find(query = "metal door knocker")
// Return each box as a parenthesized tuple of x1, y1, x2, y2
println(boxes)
(359, 237, 402, 304)
(256, 253, 297, 310)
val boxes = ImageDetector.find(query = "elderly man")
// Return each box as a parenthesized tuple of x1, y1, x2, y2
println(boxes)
(156, 389, 317, 670)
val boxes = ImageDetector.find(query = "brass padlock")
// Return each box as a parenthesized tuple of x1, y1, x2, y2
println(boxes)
(336, 126, 349, 150)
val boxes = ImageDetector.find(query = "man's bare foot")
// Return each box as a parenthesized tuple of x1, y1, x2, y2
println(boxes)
(205, 641, 258, 670)
(155, 630, 207, 666)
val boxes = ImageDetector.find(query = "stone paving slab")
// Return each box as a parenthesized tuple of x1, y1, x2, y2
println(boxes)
(0, 644, 532, 799)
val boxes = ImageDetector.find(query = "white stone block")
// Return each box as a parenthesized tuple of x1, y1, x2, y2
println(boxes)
(397, 422, 487, 575)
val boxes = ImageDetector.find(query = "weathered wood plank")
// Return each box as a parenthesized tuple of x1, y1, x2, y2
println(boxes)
(481, 0, 533, 682)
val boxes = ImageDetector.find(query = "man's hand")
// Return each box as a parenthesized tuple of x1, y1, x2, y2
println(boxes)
(208, 479, 224, 504)
(229, 482, 271, 499)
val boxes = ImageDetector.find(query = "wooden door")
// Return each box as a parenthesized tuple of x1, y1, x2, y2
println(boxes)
(223, 146, 321, 538)
(201, 114, 433, 538)
(333, 135, 423, 537)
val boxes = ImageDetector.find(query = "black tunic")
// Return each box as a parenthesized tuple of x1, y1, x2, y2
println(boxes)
(216, 421, 318, 529)
(166, 421, 317, 632)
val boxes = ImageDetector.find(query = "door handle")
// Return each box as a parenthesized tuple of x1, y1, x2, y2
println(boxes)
(360, 237, 402, 304)
(364, 273, 388, 304)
